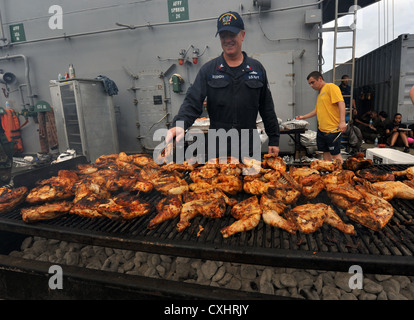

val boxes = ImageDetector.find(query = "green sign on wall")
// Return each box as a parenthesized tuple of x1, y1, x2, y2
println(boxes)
(9, 23, 26, 43)
(34, 100, 52, 112)
(168, 0, 189, 22)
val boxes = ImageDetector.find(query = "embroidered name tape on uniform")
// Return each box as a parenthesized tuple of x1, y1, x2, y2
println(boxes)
(210, 74, 229, 80)
(245, 70, 263, 81)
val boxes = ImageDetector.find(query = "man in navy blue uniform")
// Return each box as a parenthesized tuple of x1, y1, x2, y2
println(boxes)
(166, 11, 280, 161)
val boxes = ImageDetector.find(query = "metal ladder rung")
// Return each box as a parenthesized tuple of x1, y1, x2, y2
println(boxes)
(321, 26, 353, 33)
(335, 46, 354, 49)
(337, 12, 355, 17)
(335, 62, 354, 66)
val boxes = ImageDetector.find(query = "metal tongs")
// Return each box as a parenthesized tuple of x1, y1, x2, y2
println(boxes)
(332, 131, 342, 143)
(324, 124, 347, 143)
(332, 123, 348, 143)
(157, 140, 175, 164)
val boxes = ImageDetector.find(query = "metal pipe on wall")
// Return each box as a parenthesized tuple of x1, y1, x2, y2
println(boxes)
(0, 54, 35, 108)
(0, 9, 7, 45)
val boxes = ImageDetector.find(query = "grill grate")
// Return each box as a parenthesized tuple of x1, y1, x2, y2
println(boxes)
(1, 160, 414, 275)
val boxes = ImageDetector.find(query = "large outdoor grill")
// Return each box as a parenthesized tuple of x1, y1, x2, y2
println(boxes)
(1, 156, 414, 299)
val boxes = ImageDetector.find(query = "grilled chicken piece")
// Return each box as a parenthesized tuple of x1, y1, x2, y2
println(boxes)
(189, 181, 217, 192)
(228, 197, 260, 221)
(184, 188, 237, 206)
(72, 179, 111, 203)
(162, 162, 195, 173)
(323, 170, 362, 210)
(140, 165, 188, 195)
(85, 169, 121, 192)
(147, 195, 182, 229)
(0, 186, 28, 204)
(286, 203, 355, 234)
(140, 163, 164, 181)
(190, 171, 242, 196)
(289, 166, 325, 199)
(33, 169, 78, 189)
(324, 205, 356, 235)
(289, 166, 320, 180)
(356, 167, 395, 182)
(371, 181, 414, 201)
(219, 163, 243, 176)
(343, 152, 373, 171)
(265, 182, 301, 205)
(95, 154, 119, 164)
(286, 203, 328, 233)
(27, 170, 101, 206)
(212, 174, 243, 195)
(94, 154, 119, 170)
(310, 159, 342, 172)
(190, 166, 219, 182)
(131, 154, 157, 167)
(346, 185, 394, 231)
(280, 171, 302, 191)
(326, 183, 364, 210)
(260, 193, 297, 234)
(97, 192, 151, 220)
(26, 184, 74, 204)
(71, 173, 114, 219)
(116, 156, 141, 173)
(0, 186, 29, 213)
(243, 174, 277, 195)
(115, 174, 153, 193)
(26, 170, 79, 204)
(264, 153, 286, 172)
(221, 211, 261, 238)
(285, 203, 354, 234)
(393, 166, 414, 180)
(177, 197, 226, 232)
(70, 193, 107, 218)
(21, 201, 73, 223)
(403, 180, 414, 189)
(221, 196, 262, 238)
(186, 198, 227, 219)
(117, 151, 133, 162)
(76, 164, 99, 175)
(263, 170, 282, 182)
(242, 157, 266, 175)
(322, 170, 355, 186)
(153, 174, 189, 195)
(208, 156, 240, 165)
(301, 175, 325, 199)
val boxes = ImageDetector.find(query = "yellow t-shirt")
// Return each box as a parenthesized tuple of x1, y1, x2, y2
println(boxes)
(315, 83, 344, 133)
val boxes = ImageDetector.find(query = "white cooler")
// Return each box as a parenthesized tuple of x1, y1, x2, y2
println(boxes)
(366, 148, 414, 164)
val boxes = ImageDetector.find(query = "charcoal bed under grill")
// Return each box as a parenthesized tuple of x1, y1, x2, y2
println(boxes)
(1, 156, 414, 279)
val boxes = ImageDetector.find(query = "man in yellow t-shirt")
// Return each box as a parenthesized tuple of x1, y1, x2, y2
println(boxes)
(297, 71, 347, 162)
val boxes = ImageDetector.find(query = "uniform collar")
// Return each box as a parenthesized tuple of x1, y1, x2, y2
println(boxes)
(217, 52, 251, 73)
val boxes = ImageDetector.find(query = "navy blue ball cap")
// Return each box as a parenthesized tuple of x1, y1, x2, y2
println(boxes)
(216, 11, 244, 37)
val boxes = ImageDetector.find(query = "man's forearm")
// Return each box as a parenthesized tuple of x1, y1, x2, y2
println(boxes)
(338, 101, 346, 124)
(299, 109, 316, 120)
(337, 101, 347, 132)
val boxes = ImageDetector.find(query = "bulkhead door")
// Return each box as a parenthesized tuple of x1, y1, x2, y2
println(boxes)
(135, 71, 168, 151)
